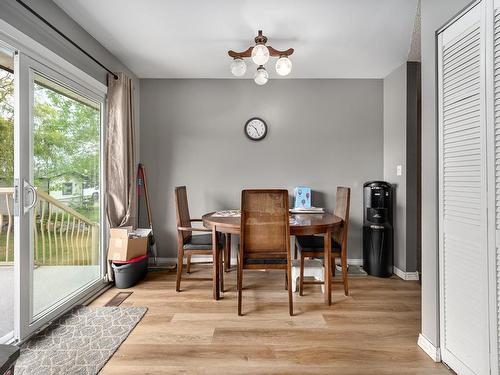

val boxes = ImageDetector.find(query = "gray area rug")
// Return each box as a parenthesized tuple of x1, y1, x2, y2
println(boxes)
(16, 306, 147, 375)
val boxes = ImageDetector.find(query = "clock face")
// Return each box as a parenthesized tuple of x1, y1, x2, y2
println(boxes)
(245, 118, 268, 141)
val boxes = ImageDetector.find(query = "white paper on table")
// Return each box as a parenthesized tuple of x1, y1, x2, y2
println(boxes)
(212, 210, 241, 217)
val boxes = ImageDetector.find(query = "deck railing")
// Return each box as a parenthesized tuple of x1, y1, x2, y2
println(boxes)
(0, 187, 99, 266)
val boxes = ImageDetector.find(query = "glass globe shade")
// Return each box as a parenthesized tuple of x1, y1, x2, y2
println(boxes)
(230, 58, 247, 77)
(251, 44, 270, 65)
(254, 66, 269, 85)
(275, 56, 292, 76)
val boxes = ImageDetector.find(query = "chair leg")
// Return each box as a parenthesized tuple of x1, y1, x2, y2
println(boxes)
(331, 256, 336, 277)
(186, 253, 192, 274)
(285, 272, 288, 290)
(294, 242, 298, 260)
(175, 248, 184, 292)
(225, 234, 231, 272)
(341, 250, 349, 296)
(287, 265, 294, 316)
(219, 248, 224, 293)
(299, 253, 305, 296)
(237, 259, 243, 316)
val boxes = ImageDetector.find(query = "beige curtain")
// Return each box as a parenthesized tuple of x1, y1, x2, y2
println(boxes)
(106, 72, 136, 228)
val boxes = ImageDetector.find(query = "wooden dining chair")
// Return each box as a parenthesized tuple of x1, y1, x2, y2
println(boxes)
(295, 186, 351, 296)
(238, 189, 293, 316)
(175, 186, 223, 299)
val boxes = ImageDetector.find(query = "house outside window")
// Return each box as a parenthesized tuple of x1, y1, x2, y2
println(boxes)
(62, 182, 73, 196)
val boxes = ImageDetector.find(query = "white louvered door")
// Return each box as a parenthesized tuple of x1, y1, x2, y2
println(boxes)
(438, 1, 491, 374)
(489, 0, 500, 373)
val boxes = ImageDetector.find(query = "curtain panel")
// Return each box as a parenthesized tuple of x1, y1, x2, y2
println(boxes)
(106, 72, 137, 228)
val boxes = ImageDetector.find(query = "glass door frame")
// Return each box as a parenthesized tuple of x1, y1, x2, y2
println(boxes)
(0, 23, 109, 342)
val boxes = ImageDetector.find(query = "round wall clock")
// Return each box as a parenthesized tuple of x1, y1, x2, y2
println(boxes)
(245, 117, 268, 141)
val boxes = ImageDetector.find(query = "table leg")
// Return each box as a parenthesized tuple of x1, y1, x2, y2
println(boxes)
(224, 234, 232, 272)
(213, 230, 220, 300)
(324, 230, 332, 306)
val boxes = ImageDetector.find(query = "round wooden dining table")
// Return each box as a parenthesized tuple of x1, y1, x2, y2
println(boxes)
(202, 211, 343, 305)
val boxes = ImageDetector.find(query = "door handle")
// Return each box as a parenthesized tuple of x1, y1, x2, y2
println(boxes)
(23, 180, 37, 214)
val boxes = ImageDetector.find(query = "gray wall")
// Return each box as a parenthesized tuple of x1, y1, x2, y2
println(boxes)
(383, 63, 407, 272)
(140, 79, 383, 259)
(421, 0, 471, 347)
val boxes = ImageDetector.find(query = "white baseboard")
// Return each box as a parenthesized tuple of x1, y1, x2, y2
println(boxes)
(393, 266, 420, 281)
(417, 334, 441, 362)
(156, 256, 218, 265)
(156, 256, 227, 265)
(157, 257, 419, 281)
(156, 257, 364, 266)
(347, 258, 363, 266)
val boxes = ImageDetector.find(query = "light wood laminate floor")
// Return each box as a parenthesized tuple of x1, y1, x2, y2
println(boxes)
(92, 265, 451, 375)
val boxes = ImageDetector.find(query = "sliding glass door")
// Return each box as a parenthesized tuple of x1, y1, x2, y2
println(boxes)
(10, 49, 106, 341)
(31, 69, 103, 319)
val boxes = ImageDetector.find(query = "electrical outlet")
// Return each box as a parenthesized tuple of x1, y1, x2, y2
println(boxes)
(396, 165, 402, 176)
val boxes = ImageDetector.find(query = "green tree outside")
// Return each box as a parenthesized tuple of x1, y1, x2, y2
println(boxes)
(0, 68, 101, 261)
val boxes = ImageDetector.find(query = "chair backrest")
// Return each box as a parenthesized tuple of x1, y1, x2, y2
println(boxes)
(240, 189, 290, 263)
(174, 186, 192, 243)
(333, 186, 351, 247)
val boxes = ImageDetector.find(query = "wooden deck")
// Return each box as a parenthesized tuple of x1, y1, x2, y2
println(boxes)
(0, 265, 101, 339)
(92, 265, 451, 375)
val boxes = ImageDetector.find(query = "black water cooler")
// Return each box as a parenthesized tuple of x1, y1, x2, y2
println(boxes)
(363, 181, 393, 277)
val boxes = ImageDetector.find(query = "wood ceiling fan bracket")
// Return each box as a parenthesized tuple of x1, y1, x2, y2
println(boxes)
(254, 30, 268, 45)
(228, 47, 253, 59)
(228, 48, 294, 59)
(227, 30, 294, 59)
(268, 47, 294, 57)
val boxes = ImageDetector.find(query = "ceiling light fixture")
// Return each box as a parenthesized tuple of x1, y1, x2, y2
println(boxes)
(275, 56, 292, 76)
(251, 44, 270, 66)
(228, 30, 294, 85)
(254, 65, 269, 85)
(230, 57, 247, 76)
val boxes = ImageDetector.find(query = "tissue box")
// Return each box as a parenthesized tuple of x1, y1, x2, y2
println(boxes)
(294, 186, 312, 209)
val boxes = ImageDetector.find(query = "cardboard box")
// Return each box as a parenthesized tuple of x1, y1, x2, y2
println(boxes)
(108, 227, 150, 262)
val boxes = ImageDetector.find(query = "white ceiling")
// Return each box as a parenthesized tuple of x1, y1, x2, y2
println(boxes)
(53, 0, 418, 79)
